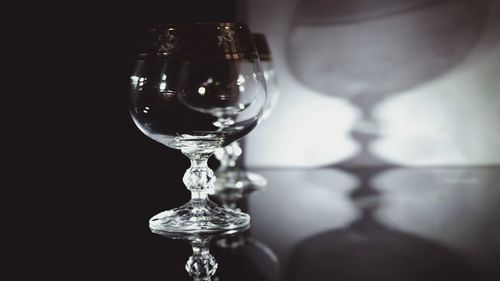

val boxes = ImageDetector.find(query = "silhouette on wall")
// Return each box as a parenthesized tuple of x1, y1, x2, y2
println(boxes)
(286, 0, 487, 166)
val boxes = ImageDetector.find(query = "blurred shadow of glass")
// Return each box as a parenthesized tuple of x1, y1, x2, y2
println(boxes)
(285, 168, 479, 281)
(285, 207, 479, 281)
(286, 164, 484, 281)
(286, 0, 487, 101)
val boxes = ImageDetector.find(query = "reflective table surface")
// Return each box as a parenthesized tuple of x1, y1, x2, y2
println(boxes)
(108, 167, 500, 281)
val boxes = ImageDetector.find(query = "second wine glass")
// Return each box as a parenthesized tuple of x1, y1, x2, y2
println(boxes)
(213, 33, 279, 192)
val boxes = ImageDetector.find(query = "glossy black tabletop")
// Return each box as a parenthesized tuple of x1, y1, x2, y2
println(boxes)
(101, 166, 500, 281)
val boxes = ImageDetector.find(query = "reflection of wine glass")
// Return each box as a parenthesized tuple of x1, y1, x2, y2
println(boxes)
(210, 187, 281, 281)
(287, 168, 477, 281)
(151, 227, 250, 281)
(213, 233, 280, 281)
(130, 23, 267, 233)
(214, 33, 279, 192)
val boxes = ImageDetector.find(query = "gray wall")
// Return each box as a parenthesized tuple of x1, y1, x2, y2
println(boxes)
(242, 0, 500, 167)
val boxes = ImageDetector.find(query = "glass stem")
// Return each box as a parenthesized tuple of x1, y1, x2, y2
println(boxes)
(186, 238, 218, 281)
(183, 152, 215, 202)
(215, 141, 242, 170)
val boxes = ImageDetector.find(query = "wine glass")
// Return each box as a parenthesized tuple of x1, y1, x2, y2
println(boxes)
(130, 23, 267, 233)
(213, 33, 279, 192)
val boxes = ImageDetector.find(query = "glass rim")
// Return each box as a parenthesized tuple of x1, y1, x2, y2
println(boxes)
(137, 52, 260, 59)
(139, 22, 259, 57)
(148, 22, 250, 31)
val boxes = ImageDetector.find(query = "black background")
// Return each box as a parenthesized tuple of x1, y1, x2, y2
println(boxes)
(17, 1, 240, 277)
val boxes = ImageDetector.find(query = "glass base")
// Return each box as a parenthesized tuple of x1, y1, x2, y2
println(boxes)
(214, 169, 267, 192)
(149, 198, 250, 234)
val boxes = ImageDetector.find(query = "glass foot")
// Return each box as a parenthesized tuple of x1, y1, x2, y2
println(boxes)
(149, 198, 250, 234)
(214, 169, 267, 192)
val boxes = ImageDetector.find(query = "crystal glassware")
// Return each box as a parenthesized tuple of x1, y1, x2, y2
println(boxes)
(130, 23, 267, 233)
(151, 226, 250, 281)
(213, 33, 279, 192)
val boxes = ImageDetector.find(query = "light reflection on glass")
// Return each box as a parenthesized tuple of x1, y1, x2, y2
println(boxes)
(237, 74, 246, 85)
(130, 75, 139, 87)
